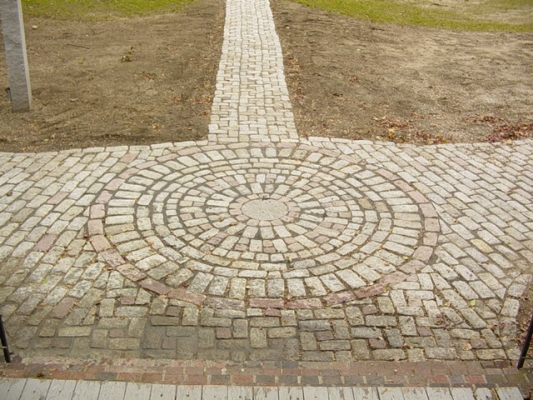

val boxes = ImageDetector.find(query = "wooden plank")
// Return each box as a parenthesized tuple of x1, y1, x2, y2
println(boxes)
(277, 386, 304, 400)
(474, 388, 495, 400)
(203, 385, 228, 400)
(378, 387, 405, 400)
(4, 378, 27, 400)
(151, 383, 177, 400)
(0, 379, 14, 399)
(425, 388, 453, 400)
(303, 386, 330, 400)
(495, 388, 524, 400)
(176, 385, 202, 399)
(124, 382, 152, 400)
(254, 386, 279, 400)
(20, 379, 51, 400)
(72, 380, 101, 400)
(98, 381, 126, 400)
(352, 387, 379, 400)
(46, 380, 77, 400)
(449, 388, 475, 400)
(328, 387, 356, 400)
(401, 388, 429, 400)
(327, 387, 353, 400)
(228, 386, 253, 400)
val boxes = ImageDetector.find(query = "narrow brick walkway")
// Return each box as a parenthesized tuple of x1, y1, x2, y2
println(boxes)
(1, 358, 531, 398)
(208, 0, 298, 143)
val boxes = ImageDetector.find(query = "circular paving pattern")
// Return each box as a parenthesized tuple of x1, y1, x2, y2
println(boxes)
(241, 199, 289, 221)
(91, 143, 440, 305)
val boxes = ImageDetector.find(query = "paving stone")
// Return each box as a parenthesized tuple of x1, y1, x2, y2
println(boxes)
(300, 332, 317, 351)
(351, 327, 383, 339)
(365, 316, 397, 327)
(373, 349, 406, 361)
(58, 327, 92, 337)
(267, 327, 297, 338)
(233, 319, 249, 338)
(151, 316, 181, 326)
(52, 298, 77, 319)
(109, 338, 141, 350)
(250, 328, 267, 348)
(425, 347, 458, 360)
(115, 306, 148, 318)
(300, 320, 331, 332)
(318, 340, 351, 351)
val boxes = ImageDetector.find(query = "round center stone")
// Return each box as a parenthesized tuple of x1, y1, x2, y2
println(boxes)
(242, 199, 288, 221)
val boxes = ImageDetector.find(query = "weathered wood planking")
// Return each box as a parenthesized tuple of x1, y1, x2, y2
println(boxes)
(425, 387, 454, 400)
(495, 387, 524, 400)
(449, 388, 476, 400)
(98, 381, 127, 400)
(302, 386, 330, 400)
(46, 380, 77, 400)
(72, 380, 101, 400)
(228, 385, 253, 400)
(203, 385, 228, 399)
(0, 378, 526, 400)
(352, 387, 380, 400)
(277, 386, 304, 400)
(19, 378, 51, 400)
(124, 382, 153, 400)
(2, 378, 27, 400)
(152, 383, 177, 400)
(401, 387, 429, 400)
(378, 387, 405, 400)
(254, 386, 279, 400)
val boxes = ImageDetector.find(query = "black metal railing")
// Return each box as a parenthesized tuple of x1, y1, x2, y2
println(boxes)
(518, 311, 533, 369)
(0, 315, 11, 363)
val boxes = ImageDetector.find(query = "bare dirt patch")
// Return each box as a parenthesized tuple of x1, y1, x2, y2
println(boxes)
(0, 0, 224, 153)
(1, 0, 532, 152)
(272, 0, 533, 144)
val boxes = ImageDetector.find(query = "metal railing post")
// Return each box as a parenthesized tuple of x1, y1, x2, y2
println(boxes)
(517, 311, 533, 369)
(0, 315, 11, 363)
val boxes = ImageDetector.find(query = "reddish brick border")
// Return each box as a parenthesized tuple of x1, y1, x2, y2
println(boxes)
(1, 358, 532, 397)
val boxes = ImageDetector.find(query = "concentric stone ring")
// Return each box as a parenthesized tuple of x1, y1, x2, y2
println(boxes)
(241, 198, 289, 221)
(89, 143, 440, 307)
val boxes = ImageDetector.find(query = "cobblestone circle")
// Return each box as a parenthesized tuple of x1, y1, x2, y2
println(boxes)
(91, 143, 439, 305)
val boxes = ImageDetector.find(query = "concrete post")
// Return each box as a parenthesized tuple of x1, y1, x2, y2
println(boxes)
(0, 0, 32, 112)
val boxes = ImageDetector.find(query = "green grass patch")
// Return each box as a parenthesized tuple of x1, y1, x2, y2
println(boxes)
(290, 0, 533, 32)
(22, 0, 195, 20)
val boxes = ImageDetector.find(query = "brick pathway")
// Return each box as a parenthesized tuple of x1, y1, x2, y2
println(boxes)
(208, 0, 298, 144)
(1, 0, 533, 397)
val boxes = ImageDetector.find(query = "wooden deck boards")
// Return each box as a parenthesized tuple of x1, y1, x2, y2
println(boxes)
(0, 378, 524, 399)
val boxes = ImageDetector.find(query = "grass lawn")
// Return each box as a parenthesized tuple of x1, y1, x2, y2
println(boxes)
(21, 0, 533, 30)
(290, 0, 533, 32)
(22, 0, 194, 19)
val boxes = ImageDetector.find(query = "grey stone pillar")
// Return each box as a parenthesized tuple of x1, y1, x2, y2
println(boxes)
(1, 0, 32, 112)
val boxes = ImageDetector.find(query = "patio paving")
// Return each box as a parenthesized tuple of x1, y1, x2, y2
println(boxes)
(1, 0, 533, 397)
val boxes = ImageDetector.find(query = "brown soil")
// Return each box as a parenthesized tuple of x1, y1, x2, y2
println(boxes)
(0, 0, 224, 153)
(0, 0, 532, 151)
(272, 0, 533, 144)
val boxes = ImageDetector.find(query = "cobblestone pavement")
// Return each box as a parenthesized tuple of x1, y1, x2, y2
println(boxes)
(208, 0, 298, 144)
(1, 0, 533, 386)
